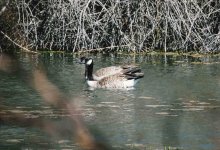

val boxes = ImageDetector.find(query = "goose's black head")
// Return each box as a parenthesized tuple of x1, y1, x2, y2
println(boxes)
(84, 58, 94, 80)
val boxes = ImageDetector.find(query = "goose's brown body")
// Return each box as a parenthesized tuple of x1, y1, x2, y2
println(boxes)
(93, 65, 140, 80)
(87, 73, 144, 88)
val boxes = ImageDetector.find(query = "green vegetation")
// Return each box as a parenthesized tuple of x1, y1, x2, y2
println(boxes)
(0, 0, 220, 53)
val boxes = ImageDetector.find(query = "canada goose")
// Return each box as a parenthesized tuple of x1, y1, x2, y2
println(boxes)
(84, 58, 144, 88)
(79, 57, 141, 81)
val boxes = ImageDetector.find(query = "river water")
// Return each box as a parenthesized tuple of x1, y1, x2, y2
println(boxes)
(0, 53, 220, 149)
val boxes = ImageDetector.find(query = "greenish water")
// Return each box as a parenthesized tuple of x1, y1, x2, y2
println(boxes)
(1, 53, 220, 149)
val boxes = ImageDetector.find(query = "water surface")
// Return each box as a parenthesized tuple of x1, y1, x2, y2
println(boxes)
(1, 53, 220, 149)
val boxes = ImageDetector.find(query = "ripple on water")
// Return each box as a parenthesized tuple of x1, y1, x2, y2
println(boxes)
(6, 139, 23, 143)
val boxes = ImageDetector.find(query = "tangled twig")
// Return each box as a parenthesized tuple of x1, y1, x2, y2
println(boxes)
(4, 0, 220, 52)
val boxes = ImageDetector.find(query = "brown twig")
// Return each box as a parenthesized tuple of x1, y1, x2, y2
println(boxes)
(0, 31, 38, 54)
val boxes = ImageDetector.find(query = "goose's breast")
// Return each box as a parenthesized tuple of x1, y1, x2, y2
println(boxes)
(87, 80, 98, 87)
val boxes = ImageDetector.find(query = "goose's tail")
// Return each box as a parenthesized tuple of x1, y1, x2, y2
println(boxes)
(123, 67, 142, 74)
(124, 69, 144, 80)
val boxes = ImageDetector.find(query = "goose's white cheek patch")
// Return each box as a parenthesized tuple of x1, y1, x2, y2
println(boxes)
(86, 59, 93, 65)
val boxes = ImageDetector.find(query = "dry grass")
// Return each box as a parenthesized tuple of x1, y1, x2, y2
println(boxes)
(1, 0, 220, 52)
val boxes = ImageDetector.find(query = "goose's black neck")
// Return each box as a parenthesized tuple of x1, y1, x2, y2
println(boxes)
(85, 61, 94, 80)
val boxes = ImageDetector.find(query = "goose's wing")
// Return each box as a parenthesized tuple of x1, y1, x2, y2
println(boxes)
(97, 74, 129, 88)
(97, 73, 144, 88)
(94, 66, 123, 78)
(121, 65, 143, 77)
(94, 65, 140, 76)
(93, 64, 143, 81)
(119, 71, 144, 79)
(121, 64, 139, 69)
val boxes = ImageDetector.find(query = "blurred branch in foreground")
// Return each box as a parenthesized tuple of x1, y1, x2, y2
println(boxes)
(0, 53, 112, 150)
(0, 31, 38, 54)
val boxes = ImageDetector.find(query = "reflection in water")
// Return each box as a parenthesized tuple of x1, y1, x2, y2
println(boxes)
(1, 53, 220, 149)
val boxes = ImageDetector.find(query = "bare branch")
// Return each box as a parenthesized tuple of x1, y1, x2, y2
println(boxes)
(0, 31, 38, 54)
(11, 0, 220, 52)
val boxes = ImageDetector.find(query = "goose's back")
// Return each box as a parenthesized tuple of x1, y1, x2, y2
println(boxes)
(93, 66, 123, 80)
